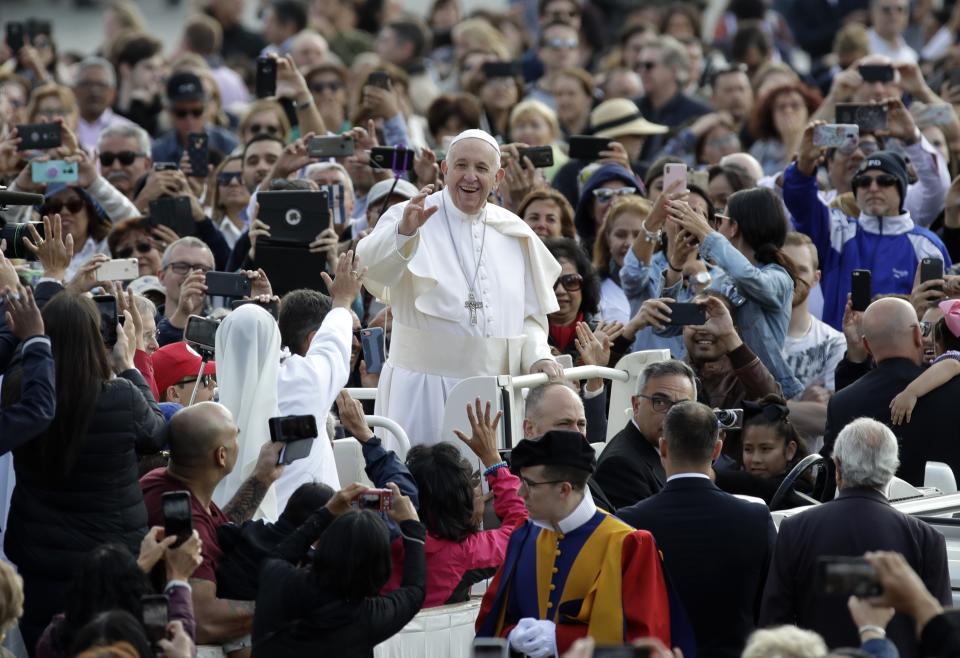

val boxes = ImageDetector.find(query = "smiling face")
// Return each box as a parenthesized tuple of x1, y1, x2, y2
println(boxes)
(742, 424, 796, 477)
(607, 211, 643, 268)
(550, 258, 582, 325)
(591, 180, 629, 225)
(523, 198, 564, 239)
(114, 228, 162, 276)
(511, 111, 554, 147)
(440, 138, 504, 215)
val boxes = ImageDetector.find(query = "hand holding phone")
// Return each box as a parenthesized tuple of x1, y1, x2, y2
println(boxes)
(256, 57, 277, 98)
(920, 257, 944, 293)
(269, 414, 319, 465)
(161, 491, 193, 548)
(361, 327, 385, 374)
(665, 302, 706, 326)
(851, 269, 872, 312)
(662, 163, 688, 194)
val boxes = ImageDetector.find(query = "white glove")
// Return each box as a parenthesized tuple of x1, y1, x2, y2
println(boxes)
(508, 618, 557, 658)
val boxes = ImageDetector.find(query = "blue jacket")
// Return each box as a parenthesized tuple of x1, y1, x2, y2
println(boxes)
(0, 336, 55, 455)
(782, 163, 952, 329)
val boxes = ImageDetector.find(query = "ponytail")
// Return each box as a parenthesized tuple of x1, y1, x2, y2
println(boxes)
(756, 242, 810, 303)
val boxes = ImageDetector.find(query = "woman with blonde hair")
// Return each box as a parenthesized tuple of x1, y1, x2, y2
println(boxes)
(593, 195, 651, 323)
(509, 99, 569, 182)
(0, 560, 23, 658)
(26, 85, 79, 132)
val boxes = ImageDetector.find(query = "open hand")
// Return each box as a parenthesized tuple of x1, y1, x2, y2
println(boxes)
(574, 321, 611, 367)
(321, 250, 365, 309)
(453, 398, 503, 467)
(23, 214, 74, 280)
(398, 185, 438, 235)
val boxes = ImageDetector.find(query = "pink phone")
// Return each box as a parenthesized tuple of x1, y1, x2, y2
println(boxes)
(663, 163, 688, 194)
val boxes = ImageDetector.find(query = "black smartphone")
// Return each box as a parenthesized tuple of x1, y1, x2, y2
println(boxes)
(230, 298, 279, 319)
(481, 61, 519, 79)
(920, 257, 944, 292)
(835, 103, 888, 132)
(370, 146, 415, 172)
(186, 132, 209, 177)
(140, 594, 170, 649)
(256, 57, 277, 98)
(308, 135, 355, 159)
(366, 71, 391, 89)
(851, 269, 872, 312)
(818, 556, 883, 597)
(322, 183, 347, 225)
(6, 22, 25, 55)
(568, 135, 611, 161)
(858, 64, 894, 84)
(269, 414, 319, 465)
(184, 315, 219, 352)
(257, 190, 330, 243)
(361, 327, 385, 374)
(205, 271, 252, 298)
(0, 221, 44, 261)
(666, 302, 707, 326)
(161, 490, 192, 548)
(472, 638, 510, 658)
(148, 196, 195, 237)
(15, 123, 61, 150)
(92, 295, 119, 347)
(518, 146, 554, 168)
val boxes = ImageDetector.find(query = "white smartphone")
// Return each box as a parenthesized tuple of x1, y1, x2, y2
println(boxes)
(813, 123, 859, 148)
(95, 258, 139, 282)
(663, 163, 688, 194)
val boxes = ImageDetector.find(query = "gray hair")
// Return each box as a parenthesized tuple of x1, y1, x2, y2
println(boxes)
(133, 293, 156, 320)
(161, 237, 213, 268)
(304, 162, 355, 200)
(76, 56, 117, 89)
(649, 35, 690, 86)
(635, 359, 697, 396)
(833, 417, 900, 489)
(97, 123, 152, 157)
(741, 626, 827, 658)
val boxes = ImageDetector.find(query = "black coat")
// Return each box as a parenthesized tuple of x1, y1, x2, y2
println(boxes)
(760, 487, 951, 657)
(618, 477, 776, 658)
(921, 610, 960, 657)
(593, 421, 665, 509)
(823, 357, 960, 486)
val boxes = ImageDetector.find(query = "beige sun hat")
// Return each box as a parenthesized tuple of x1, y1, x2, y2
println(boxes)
(588, 98, 668, 139)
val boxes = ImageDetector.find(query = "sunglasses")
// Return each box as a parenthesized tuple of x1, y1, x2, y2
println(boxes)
(544, 37, 578, 49)
(310, 81, 344, 93)
(852, 173, 898, 189)
(555, 273, 583, 291)
(40, 197, 85, 215)
(639, 61, 659, 71)
(99, 150, 145, 167)
(217, 171, 242, 186)
(248, 123, 280, 136)
(173, 108, 204, 119)
(593, 187, 636, 201)
(115, 241, 154, 258)
(176, 373, 216, 388)
(920, 320, 933, 338)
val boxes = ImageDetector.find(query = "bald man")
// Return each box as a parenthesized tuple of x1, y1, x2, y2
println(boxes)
(822, 297, 960, 490)
(140, 402, 284, 653)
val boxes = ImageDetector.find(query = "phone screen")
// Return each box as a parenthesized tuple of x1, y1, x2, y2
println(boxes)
(93, 295, 118, 347)
(851, 269, 872, 312)
(184, 316, 218, 352)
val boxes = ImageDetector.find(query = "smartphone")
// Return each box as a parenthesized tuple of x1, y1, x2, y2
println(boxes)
(920, 257, 944, 293)
(472, 638, 509, 658)
(818, 556, 883, 597)
(95, 258, 139, 282)
(256, 57, 277, 98)
(662, 163, 688, 194)
(92, 295, 119, 347)
(6, 23, 25, 54)
(269, 414, 319, 465)
(351, 488, 392, 512)
(851, 269, 872, 312)
(230, 298, 279, 319)
(370, 146, 415, 172)
(148, 196, 194, 237)
(15, 123, 61, 151)
(813, 124, 859, 148)
(322, 183, 347, 225)
(517, 146, 554, 168)
(858, 64, 894, 84)
(568, 135, 611, 161)
(205, 271, 252, 298)
(916, 104, 956, 127)
(666, 302, 706, 326)
(184, 315, 219, 352)
(835, 103, 888, 132)
(187, 132, 209, 177)
(161, 490, 192, 548)
(31, 160, 78, 184)
(308, 135, 355, 159)
(257, 189, 330, 243)
(153, 162, 178, 172)
(481, 61, 519, 79)
(715, 409, 744, 430)
(361, 327, 385, 374)
(140, 594, 170, 649)
(366, 71, 391, 89)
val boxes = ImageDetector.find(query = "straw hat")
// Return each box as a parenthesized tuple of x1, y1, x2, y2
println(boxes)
(588, 98, 668, 139)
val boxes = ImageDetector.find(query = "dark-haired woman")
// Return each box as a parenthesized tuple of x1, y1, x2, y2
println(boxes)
(2, 291, 165, 651)
(666, 187, 805, 398)
(543, 238, 602, 361)
(252, 482, 425, 658)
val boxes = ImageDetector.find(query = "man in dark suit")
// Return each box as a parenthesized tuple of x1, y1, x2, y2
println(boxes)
(594, 360, 697, 509)
(824, 297, 960, 487)
(618, 401, 776, 658)
(761, 417, 951, 658)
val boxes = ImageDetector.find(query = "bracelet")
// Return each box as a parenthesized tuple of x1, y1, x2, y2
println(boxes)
(858, 625, 886, 638)
(295, 96, 314, 110)
(483, 461, 509, 476)
(640, 218, 662, 244)
(667, 261, 683, 273)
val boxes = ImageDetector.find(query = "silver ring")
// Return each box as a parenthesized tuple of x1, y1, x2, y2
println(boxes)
(350, 270, 361, 279)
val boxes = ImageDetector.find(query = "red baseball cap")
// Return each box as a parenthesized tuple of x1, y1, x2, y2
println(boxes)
(151, 342, 216, 395)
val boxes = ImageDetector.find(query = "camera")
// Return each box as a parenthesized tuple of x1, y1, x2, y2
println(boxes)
(714, 408, 744, 430)
(352, 488, 392, 512)
(1, 221, 44, 260)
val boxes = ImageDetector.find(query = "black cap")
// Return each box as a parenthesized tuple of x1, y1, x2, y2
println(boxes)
(510, 430, 597, 474)
(166, 72, 206, 103)
(855, 150, 908, 212)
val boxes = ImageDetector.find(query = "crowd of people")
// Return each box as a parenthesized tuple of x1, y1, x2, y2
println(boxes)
(3, 0, 960, 656)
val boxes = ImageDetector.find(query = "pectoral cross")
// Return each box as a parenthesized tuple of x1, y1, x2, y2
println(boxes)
(465, 291, 483, 325)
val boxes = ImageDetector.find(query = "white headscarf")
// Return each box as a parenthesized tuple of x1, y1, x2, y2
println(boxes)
(212, 304, 281, 521)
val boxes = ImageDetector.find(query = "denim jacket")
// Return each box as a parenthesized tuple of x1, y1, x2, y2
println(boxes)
(659, 232, 802, 399)
(620, 248, 686, 357)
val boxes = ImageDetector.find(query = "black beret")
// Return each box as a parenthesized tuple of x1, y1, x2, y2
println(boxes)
(510, 430, 597, 474)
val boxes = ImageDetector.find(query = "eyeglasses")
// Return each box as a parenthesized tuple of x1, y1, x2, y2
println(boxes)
(555, 273, 583, 291)
(164, 261, 213, 275)
(248, 123, 280, 136)
(711, 212, 731, 228)
(879, 4, 906, 13)
(309, 81, 344, 93)
(40, 197, 85, 216)
(920, 320, 933, 337)
(639, 61, 659, 71)
(76, 80, 111, 90)
(115, 241, 154, 258)
(173, 107, 204, 119)
(217, 171, 243, 186)
(637, 393, 686, 413)
(544, 37, 578, 50)
(852, 173, 898, 190)
(99, 150, 146, 167)
(176, 373, 216, 388)
(593, 187, 636, 201)
(519, 475, 566, 489)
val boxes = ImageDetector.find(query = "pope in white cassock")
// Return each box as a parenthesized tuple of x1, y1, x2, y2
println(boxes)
(357, 129, 563, 448)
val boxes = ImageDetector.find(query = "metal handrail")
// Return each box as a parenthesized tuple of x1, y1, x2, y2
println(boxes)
(363, 414, 411, 457)
(345, 387, 377, 400)
(506, 365, 630, 389)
